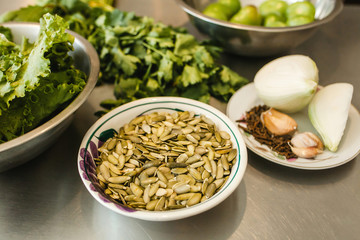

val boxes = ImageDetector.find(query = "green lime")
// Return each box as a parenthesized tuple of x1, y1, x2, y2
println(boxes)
(264, 14, 286, 27)
(287, 15, 314, 26)
(259, 0, 288, 18)
(265, 20, 287, 27)
(218, 0, 241, 16)
(230, 5, 262, 26)
(203, 2, 233, 20)
(286, 1, 316, 20)
(203, 3, 230, 20)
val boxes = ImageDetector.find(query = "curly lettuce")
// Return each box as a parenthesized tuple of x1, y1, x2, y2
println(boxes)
(0, 13, 86, 143)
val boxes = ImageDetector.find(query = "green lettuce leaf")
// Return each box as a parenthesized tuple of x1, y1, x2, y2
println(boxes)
(0, 13, 74, 105)
(0, 5, 56, 23)
(0, 26, 13, 41)
(0, 14, 86, 143)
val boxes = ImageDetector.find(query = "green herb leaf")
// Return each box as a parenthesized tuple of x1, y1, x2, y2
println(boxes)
(180, 65, 202, 88)
(1, 0, 249, 116)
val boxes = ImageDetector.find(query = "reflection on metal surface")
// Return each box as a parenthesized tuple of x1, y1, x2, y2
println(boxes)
(0, 1, 359, 239)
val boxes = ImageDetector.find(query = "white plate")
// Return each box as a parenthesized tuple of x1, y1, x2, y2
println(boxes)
(226, 83, 360, 170)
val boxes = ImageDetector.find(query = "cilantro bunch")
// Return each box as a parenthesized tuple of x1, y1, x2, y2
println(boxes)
(0, 0, 248, 115)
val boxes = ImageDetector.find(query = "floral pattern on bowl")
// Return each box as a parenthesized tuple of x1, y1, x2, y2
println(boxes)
(79, 131, 136, 212)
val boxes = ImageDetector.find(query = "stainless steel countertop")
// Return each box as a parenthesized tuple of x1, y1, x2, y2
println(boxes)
(1, 1, 359, 239)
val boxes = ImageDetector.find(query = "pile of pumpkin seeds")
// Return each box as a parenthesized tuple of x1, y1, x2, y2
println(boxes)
(95, 111, 237, 211)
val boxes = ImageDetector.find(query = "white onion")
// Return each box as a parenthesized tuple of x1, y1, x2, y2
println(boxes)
(308, 83, 353, 152)
(254, 55, 319, 113)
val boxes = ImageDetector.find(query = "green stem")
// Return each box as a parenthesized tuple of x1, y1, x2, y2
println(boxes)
(141, 41, 166, 58)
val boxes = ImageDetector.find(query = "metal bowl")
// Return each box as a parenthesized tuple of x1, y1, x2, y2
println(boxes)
(176, 0, 343, 56)
(0, 22, 100, 172)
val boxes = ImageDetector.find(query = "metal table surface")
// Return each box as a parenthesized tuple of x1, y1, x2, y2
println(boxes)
(1, 1, 359, 239)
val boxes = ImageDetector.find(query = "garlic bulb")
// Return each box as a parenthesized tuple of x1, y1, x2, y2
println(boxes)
(254, 55, 318, 113)
(261, 108, 298, 136)
(290, 132, 323, 158)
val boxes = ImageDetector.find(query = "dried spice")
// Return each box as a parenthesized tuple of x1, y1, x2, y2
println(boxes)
(237, 105, 297, 159)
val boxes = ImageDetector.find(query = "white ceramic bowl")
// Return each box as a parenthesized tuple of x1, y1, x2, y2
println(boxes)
(78, 97, 247, 221)
(0, 22, 100, 172)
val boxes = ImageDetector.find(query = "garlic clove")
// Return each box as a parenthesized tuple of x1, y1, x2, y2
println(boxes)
(291, 132, 324, 149)
(290, 146, 323, 159)
(260, 108, 298, 136)
(290, 132, 324, 158)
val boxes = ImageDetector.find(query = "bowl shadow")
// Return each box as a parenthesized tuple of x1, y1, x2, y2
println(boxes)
(80, 180, 247, 240)
(247, 150, 357, 186)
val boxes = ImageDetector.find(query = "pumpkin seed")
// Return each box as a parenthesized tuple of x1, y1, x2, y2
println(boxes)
(108, 176, 131, 184)
(187, 193, 202, 206)
(155, 188, 168, 197)
(94, 111, 237, 211)
(141, 177, 158, 186)
(172, 182, 191, 194)
(205, 183, 216, 198)
(146, 199, 158, 211)
(130, 183, 143, 197)
(154, 196, 166, 211)
(107, 139, 117, 150)
(143, 185, 151, 203)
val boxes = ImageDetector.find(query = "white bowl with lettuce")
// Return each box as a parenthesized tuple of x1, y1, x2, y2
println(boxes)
(0, 14, 100, 172)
